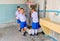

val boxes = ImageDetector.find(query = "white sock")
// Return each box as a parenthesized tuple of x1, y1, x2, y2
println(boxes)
(24, 27, 27, 28)
(27, 29, 31, 34)
(32, 29, 34, 35)
(35, 29, 38, 34)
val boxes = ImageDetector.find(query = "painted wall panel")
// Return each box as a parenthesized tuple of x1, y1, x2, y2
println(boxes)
(0, 4, 26, 24)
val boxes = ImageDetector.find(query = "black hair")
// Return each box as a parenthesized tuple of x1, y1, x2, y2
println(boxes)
(27, 0, 29, 2)
(17, 6, 20, 8)
(20, 8, 24, 10)
(32, 8, 36, 11)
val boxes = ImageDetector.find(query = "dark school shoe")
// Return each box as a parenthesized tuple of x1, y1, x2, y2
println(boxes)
(23, 31, 27, 36)
(18, 29, 21, 32)
(30, 34, 35, 36)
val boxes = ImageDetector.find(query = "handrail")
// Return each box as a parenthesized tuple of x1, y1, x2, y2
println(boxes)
(39, 10, 60, 16)
(39, 10, 60, 12)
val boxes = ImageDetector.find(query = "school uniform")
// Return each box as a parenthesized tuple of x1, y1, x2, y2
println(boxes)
(17, 13, 27, 29)
(16, 11, 21, 24)
(31, 12, 40, 29)
(31, 12, 40, 35)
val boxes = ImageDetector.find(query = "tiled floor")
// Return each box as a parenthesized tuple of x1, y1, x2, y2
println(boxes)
(0, 25, 53, 41)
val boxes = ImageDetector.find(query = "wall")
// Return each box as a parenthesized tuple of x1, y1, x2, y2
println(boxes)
(0, 0, 26, 4)
(34, 0, 46, 18)
(34, 0, 60, 23)
(0, 0, 26, 24)
(46, 0, 60, 23)
(46, 0, 60, 10)
(1, 0, 60, 25)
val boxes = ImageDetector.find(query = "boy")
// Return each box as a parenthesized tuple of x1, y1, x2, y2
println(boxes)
(17, 8, 27, 36)
(31, 8, 40, 36)
(16, 6, 21, 31)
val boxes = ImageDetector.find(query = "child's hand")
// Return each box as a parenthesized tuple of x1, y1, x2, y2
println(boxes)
(26, 20, 27, 22)
(16, 17, 18, 19)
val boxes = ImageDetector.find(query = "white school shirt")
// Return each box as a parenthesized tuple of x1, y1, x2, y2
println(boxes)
(15, 11, 20, 19)
(17, 13, 26, 22)
(31, 12, 38, 23)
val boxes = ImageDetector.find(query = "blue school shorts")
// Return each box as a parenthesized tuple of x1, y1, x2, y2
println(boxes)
(20, 22, 27, 29)
(32, 22, 40, 29)
(17, 19, 21, 24)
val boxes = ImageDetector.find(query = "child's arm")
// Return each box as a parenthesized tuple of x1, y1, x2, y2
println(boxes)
(15, 11, 19, 20)
(15, 11, 18, 17)
(16, 15, 19, 19)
